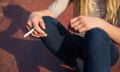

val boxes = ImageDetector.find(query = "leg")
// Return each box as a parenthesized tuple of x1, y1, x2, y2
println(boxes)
(41, 16, 84, 68)
(83, 28, 119, 72)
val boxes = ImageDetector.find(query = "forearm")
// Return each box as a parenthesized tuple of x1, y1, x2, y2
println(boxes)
(101, 23, 120, 45)
(31, 9, 55, 18)
(26, 0, 70, 38)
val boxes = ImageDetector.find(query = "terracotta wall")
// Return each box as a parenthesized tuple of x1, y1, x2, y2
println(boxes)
(0, 0, 120, 72)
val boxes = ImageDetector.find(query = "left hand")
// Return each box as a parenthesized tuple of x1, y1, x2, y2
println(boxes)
(69, 15, 108, 33)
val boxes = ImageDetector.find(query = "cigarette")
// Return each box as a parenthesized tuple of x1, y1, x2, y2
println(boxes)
(24, 28, 34, 38)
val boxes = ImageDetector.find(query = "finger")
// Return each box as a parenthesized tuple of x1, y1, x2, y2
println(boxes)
(78, 27, 88, 33)
(70, 17, 80, 23)
(70, 20, 81, 28)
(39, 18, 46, 29)
(70, 15, 84, 23)
(32, 18, 46, 34)
(32, 31, 47, 37)
(32, 30, 41, 37)
(26, 24, 31, 31)
(31, 33, 41, 37)
(34, 28, 47, 37)
(74, 23, 84, 31)
(32, 34, 47, 38)
(27, 20, 33, 28)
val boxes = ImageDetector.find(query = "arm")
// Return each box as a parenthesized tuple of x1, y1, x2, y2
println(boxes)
(26, 0, 70, 37)
(70, 10, 120, 45)
(100, 10, 120, 45)
(101, 22, 120, 45)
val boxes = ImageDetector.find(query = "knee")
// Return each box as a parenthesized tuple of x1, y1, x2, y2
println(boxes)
(42, 16, 58, 26)
(85, 28, 110, 40)
(42, 16, 60, 34)
(86, 28, 107, 36)
(84, 28, 113, 49)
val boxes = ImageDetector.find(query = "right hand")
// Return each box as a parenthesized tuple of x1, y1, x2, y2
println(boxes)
(26, 11, 47, 37)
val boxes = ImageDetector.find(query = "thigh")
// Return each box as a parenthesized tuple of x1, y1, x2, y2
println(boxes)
(41, 16, 84, 65)
(110, 40, 119, 66)
(84, 28, 119, 68)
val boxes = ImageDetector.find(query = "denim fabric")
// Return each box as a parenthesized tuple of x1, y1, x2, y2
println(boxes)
(41, 16, 119, 72)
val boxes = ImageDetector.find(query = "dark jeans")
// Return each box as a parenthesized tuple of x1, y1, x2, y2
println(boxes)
(41, 16, 119, 72)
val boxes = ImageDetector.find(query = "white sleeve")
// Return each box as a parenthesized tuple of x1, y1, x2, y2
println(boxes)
(48, 0, 70, 18)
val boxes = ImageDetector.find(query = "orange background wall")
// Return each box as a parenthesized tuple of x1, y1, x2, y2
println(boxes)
(0, 0, 120, 72)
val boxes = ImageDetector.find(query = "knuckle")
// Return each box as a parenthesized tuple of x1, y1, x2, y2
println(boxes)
(34, 27, 40, 32)
(32, 17, 38, 22)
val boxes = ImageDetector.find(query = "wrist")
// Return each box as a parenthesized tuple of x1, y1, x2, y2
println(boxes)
(31, 9, 55, 18)
(38, 9, 55, 18)
(98, 21, 112, 32)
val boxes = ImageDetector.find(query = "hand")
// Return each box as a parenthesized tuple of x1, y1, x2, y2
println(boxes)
(26, 9, 55, 37)
(69, 16, 108, 33)
(26, 11, 47, 37)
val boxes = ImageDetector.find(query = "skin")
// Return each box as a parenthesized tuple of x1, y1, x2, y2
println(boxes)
(69, 16, 120, 45)
(26, 9, 55, 37)
(26, 9, 120, 45)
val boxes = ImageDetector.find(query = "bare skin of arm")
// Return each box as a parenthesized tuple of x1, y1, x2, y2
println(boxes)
(26, 9, 55, 37)
(69, 15, 120, 45)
